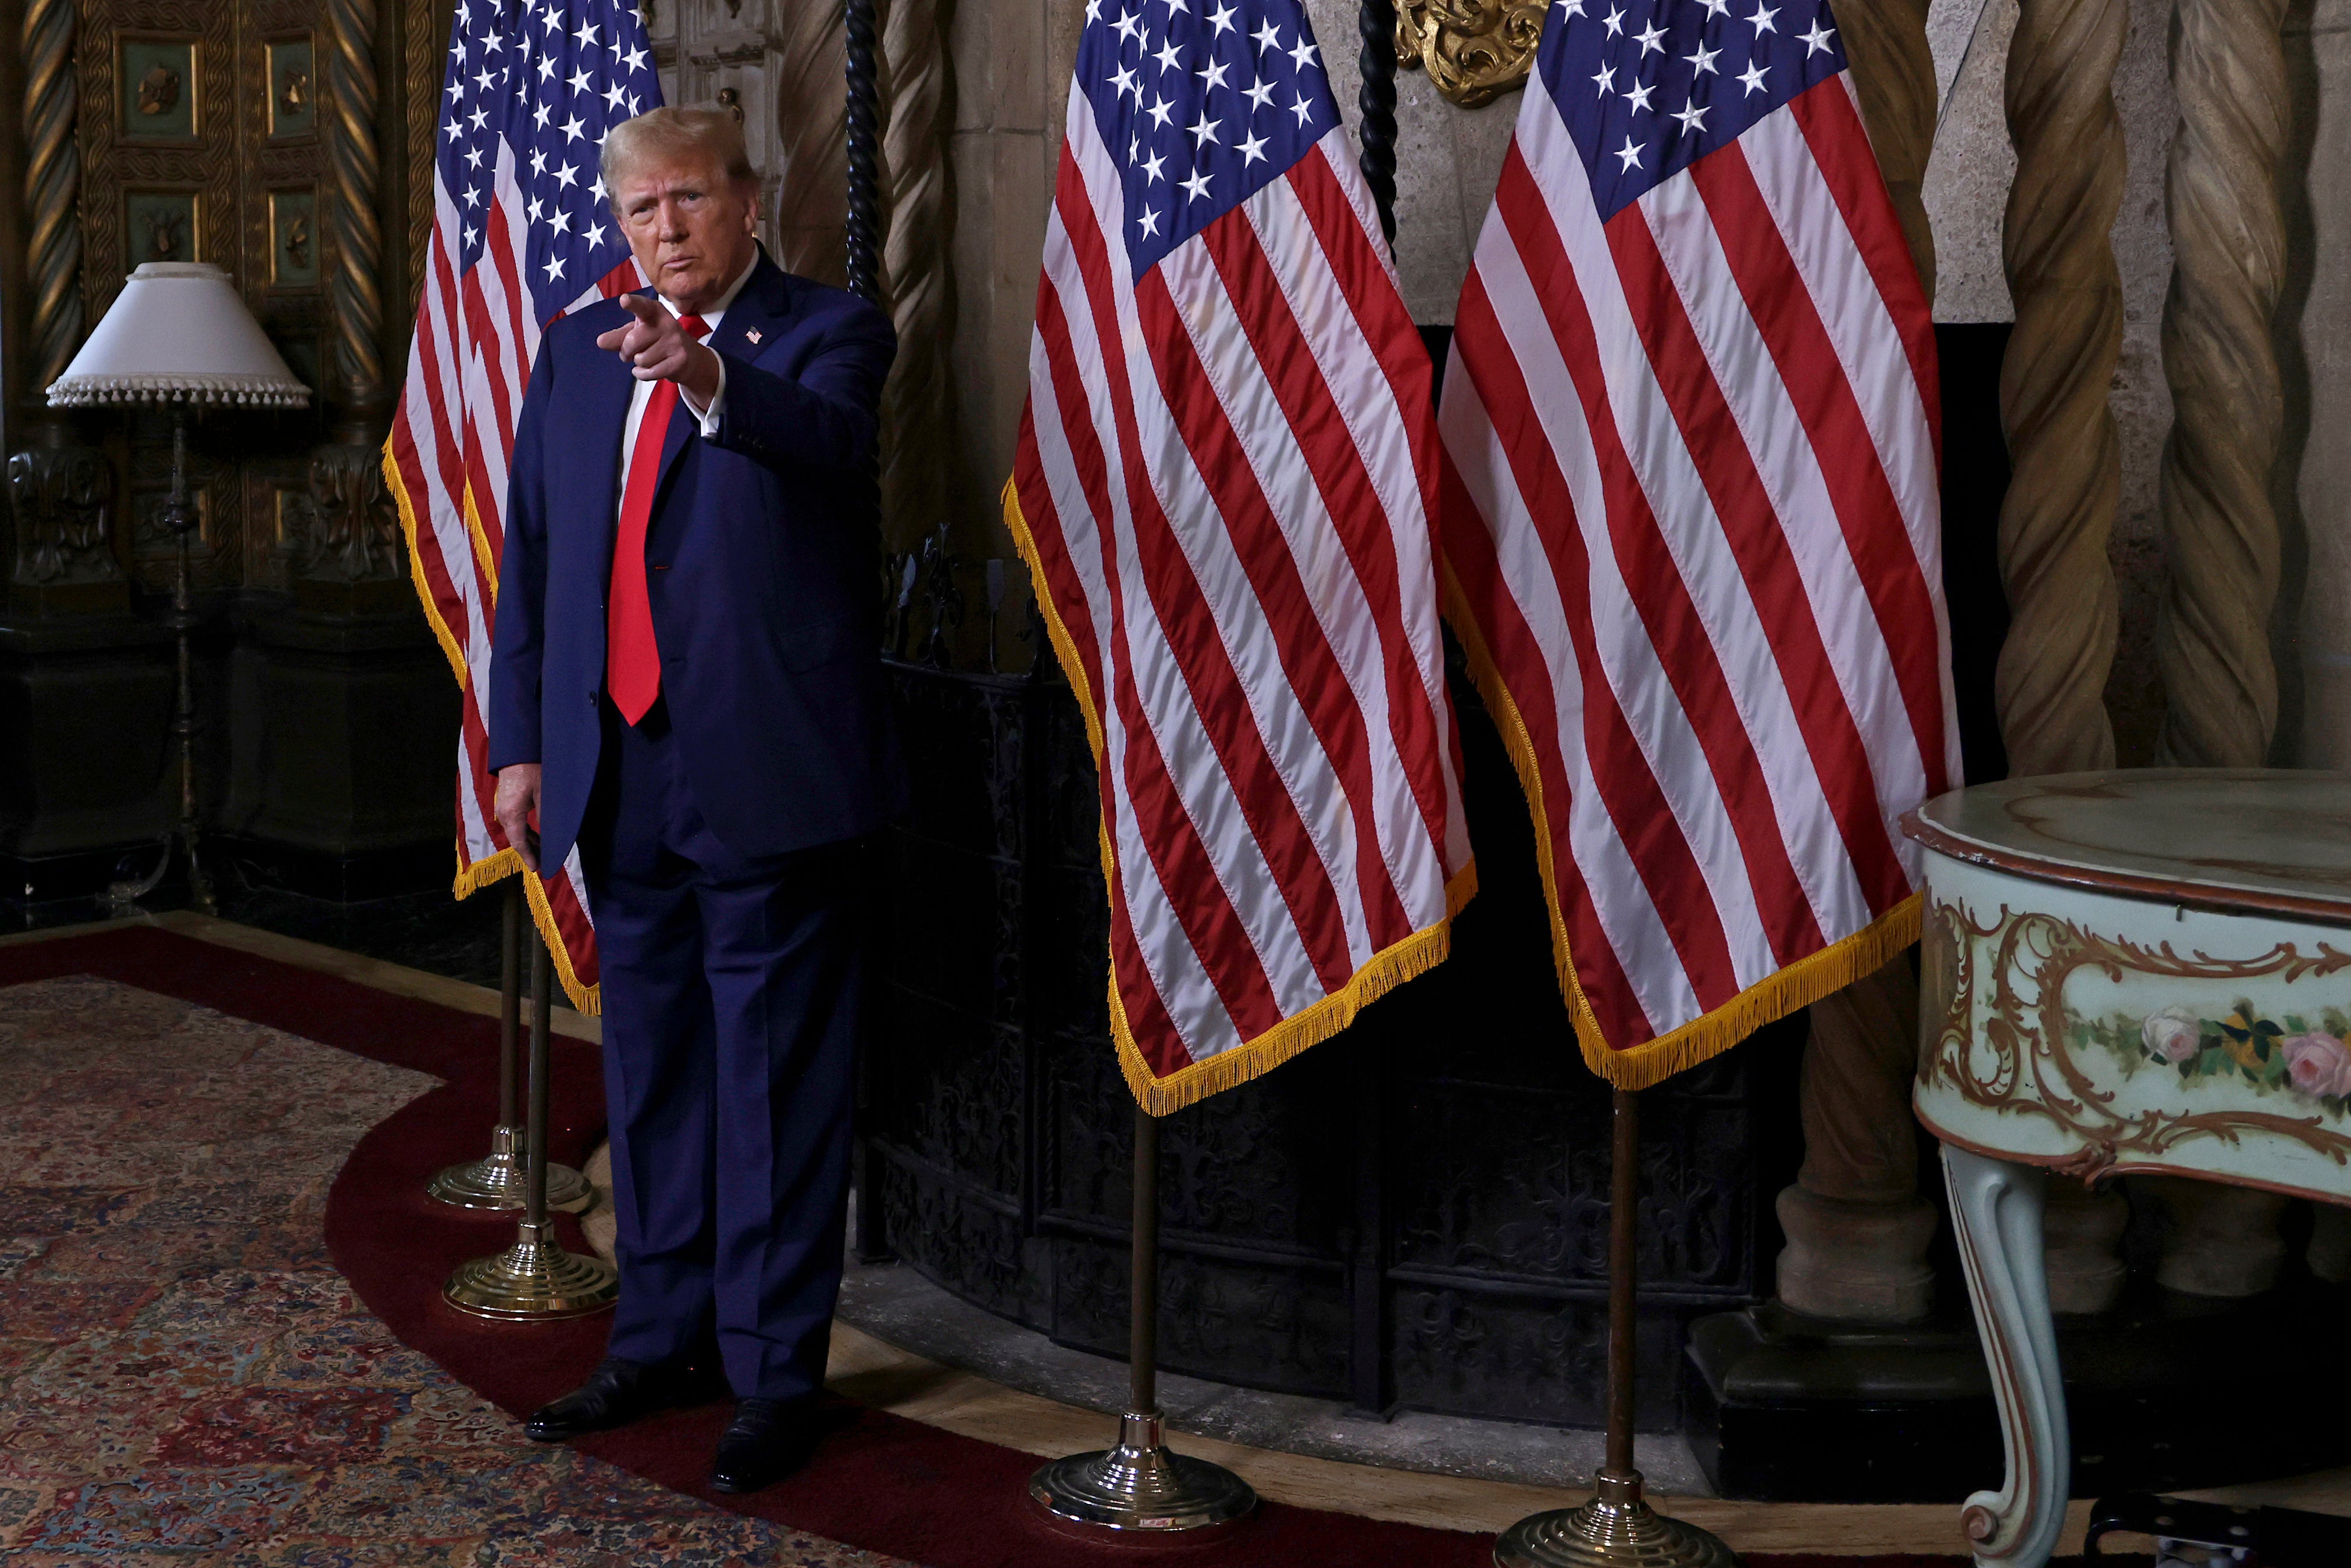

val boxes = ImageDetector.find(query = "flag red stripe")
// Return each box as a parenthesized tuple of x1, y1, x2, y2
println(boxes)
(1454, 264, 1742, 1011)
(1142, 230, 1410, 959)
(1690, 142, 1950, 798)
(1036, 203, 1284, 1039)
(1274, 157, 1458, 865)
(1498, 147, 1822, 970)
(1015, 433, 1185, 1081)
(1784, 82, 1941, 458)
(1437, 448, 1650, 1038)
(1609, 192, 1912, 913)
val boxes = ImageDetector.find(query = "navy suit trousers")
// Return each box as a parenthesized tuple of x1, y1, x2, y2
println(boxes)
(578, 697, 868, 1402)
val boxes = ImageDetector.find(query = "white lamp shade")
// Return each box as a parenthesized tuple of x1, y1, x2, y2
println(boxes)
(47, 262, 311, 409)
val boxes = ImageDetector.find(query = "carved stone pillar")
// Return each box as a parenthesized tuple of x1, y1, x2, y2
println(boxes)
(20, 0, 81, 405)
(2138, 1176, 2287, 1298)
(1995, 0, 2127, 776)
(772, 0, 850, 286)
(1777, 956, 1936, 1321)
(1983, 0, 2133, 1311)
(1774, 0, 1939, 1328)
(2151, 0, 2287, 769)
(876, 0, 956, 551)
(1838, 0, 1937, 300)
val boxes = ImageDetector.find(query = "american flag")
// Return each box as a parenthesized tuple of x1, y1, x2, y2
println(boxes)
(385, 0, 663, 1011)
(1006, 0, 1475, 1114)
(1439, 0, 1959, 1087)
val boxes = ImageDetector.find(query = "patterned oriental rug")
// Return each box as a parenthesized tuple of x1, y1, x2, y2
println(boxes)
(0, 926, 2129, 1566)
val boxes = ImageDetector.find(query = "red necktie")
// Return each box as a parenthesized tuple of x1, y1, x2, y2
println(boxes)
(607, 313, 711, 726)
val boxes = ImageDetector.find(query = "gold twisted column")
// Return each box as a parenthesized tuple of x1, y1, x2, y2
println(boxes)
(772, 0, 850, 287)
(21, 0, 80, 400)
(324, 0, 384, 416)
(2151, 0, 2288, 767)
(878, 0, 956, 549)
(1995, 0, 2128, 776)
(1780, 0, 1936, 1328)
(1836, 0, 1938, 301)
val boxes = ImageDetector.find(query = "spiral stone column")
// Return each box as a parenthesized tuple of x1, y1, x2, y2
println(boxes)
(324, 0, 384, 417)
(877, 0, 956, 551)
(1775, 0, 1938, 1327)
(1835, 0, 1937, 301)
(772, 0, 850, 287)
(20, 0, 81, 404)
(2150, 0, 2287, 769)
(1987, 0, 2134, 1310)
(1994, 0, 2127, 778)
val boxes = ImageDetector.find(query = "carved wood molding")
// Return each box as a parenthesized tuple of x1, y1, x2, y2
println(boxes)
(2152, 0, 2288, 767)
(1835, 0, 1936, 302)
(23, 0, 83, 397)
(1994, 0, 2127, 776)
(877, 0, 954, 546)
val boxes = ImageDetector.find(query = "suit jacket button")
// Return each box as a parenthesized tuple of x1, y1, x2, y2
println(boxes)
(587, 692, 597, 707)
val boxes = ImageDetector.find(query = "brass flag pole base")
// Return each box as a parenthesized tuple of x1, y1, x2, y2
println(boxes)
(427, 885, 593, 1214)
(443, 923, 618, 1322)
(426, 1126, 593, 1212)
(1494, 1469, 1736, 1568)
(1028, 1105, 1258, 1538)
(1495, 1090, 1738, 1568)
(443, 1217, 619, 1320)
(1028, 1410, 1256, 1537)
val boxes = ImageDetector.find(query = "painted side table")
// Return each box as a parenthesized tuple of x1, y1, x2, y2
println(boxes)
(1903, 769, 2351, 1568)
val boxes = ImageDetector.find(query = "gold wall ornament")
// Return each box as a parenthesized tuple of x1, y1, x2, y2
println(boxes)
(280, 70, 305, 113)
(1394, 0, 1544, 110)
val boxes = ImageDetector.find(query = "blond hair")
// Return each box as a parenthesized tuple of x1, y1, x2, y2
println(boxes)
(600, 106, 757, 197)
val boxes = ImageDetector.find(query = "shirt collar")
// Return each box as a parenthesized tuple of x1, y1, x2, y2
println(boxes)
(657, 243, 760, 328)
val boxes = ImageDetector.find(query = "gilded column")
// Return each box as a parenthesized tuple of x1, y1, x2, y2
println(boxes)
(877, 0, 956, 549)
(21, 0, 81, 399)
(1778, 0, 1939, 1327)
(1995, 0, 2127, 776)
(1836, 0, 1937, 300)
(324, 0, 384, 417)
(2151, 0, 2288, 767)
(772, 0, 851, 288)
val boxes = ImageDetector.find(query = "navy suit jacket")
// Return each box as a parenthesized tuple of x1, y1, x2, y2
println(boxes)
(486, 253, 905, 872)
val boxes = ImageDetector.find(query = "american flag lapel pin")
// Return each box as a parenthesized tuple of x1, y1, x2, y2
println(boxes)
(745, 328, 762, 344)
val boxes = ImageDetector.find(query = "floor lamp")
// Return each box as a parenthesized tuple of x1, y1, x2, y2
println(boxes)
(45, 262, 310, 914)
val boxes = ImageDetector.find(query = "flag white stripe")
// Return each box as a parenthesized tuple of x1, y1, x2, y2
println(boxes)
(1473, 178, 1781, 988)
(1440, 344, 1703, 1028)
(1064, 101, 1333, 1021)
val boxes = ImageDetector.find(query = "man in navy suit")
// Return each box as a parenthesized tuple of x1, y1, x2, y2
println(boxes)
(487, 105, 900, 1493)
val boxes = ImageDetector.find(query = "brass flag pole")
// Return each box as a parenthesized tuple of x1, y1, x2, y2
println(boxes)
(1028, 1103, 1257, 1536)
(443, 924, 619, 1319)
(1495, 1090, 1738, 1568)
(427, 878, 591, 1212)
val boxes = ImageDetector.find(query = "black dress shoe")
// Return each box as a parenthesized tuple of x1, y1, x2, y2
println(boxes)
(709, 1396, 820, 1494)
(526, 1356, 716, 1442)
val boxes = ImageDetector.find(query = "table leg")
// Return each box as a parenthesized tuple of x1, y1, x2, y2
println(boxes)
(1942, 1144, 2069, 1568)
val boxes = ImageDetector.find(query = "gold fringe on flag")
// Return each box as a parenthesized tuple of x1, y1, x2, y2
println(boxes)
(386, 440, 602, 1018)
(1439, 558, 1916, 1091)
(1003, 477, 1472, 1117)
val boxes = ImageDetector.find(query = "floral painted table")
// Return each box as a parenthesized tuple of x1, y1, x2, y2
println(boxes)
(1904, 769, 2351, 1568)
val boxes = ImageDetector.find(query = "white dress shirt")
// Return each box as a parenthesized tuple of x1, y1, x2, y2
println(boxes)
(615, 245, 760, 509)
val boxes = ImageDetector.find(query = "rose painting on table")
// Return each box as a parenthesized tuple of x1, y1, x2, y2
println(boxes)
(2073, 1003, 2351, 1111)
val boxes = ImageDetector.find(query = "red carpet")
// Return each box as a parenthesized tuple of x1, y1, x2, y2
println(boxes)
(4, 925, 2130, 1566)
